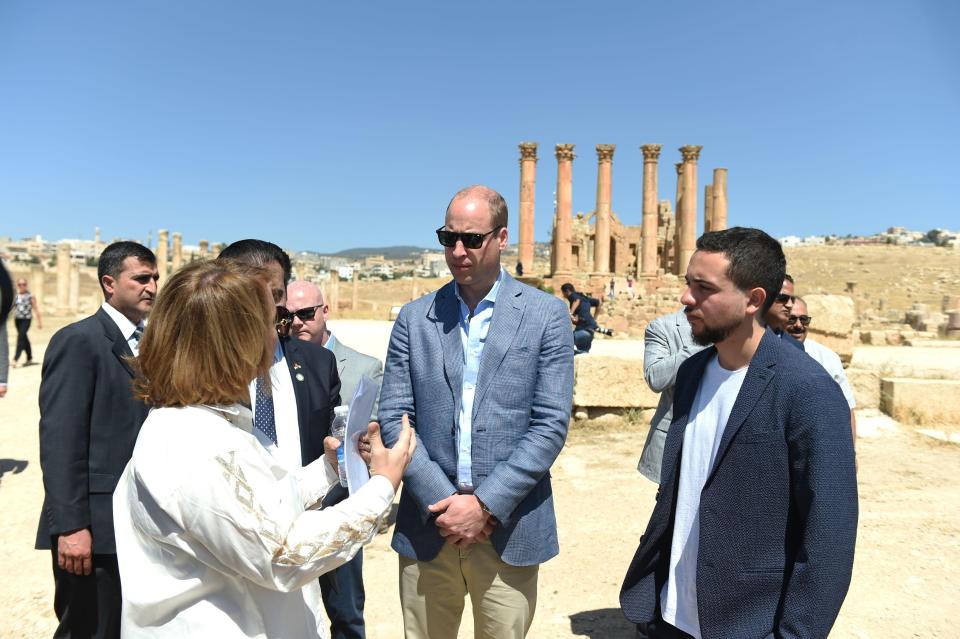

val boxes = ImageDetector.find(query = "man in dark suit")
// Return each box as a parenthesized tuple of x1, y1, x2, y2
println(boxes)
(37, 241, 158, 638)
(621, 227, 858, 639)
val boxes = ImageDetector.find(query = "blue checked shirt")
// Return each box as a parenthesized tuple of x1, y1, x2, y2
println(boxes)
(453, 268, 504, 490)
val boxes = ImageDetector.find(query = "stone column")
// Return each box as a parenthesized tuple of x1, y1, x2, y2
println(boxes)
(329, 274, 340, 312)
(640, 144, 662, 276)
(68, 265, 80, 314)
(351, 270, 359, 311)
(553, 144, 575, 276)
(704, 184, 714, 233)
(677, 145, 702, 273)
(156, 230, 169, 287)
(712, 168, 728, 231)
(30, 265, 45, 311)
(518, 142, 538, 275)
(673, 162, 684, 274)
(198, 240, 209, 259)
(172, 232, 183, 273)
(593, 144, 616, 273)
(56, 243, 71, 313)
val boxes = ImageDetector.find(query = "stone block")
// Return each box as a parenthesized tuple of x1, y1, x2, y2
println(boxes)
(846, 368, 879, 409)
(573, 356, 659, 409)
(880, 377, 960, 424)
(810, 333, 855, 365)
(803, 294, 855, 336)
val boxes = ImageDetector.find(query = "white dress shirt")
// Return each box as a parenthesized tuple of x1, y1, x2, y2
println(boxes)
(803, 338, 856, 409)
(249, 340, 302, 470)
(101, 302, 143, 355)
(113, 403, 394, 638)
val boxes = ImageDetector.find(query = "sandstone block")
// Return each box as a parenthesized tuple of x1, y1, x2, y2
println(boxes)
(880, 377, 960, 424)
(809, 333, 855, 365)
(846, 368, 879, 409)
(804, 294, 855, 336)
(573, 356, 659, 409)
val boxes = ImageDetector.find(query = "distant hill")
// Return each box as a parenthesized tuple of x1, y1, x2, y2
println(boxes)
(332, 245, 432, 260)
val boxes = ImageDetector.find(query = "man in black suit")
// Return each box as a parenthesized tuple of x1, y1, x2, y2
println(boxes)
(36, 241, 158, 638)
(621, 228, 858, 639)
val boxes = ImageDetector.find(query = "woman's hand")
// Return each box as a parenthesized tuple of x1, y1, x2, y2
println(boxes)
(322, 436, 341, 475)
(368, 414, 416, 491)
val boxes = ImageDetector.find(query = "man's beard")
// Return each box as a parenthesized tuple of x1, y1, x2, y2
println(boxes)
(689, 314, 741, 346)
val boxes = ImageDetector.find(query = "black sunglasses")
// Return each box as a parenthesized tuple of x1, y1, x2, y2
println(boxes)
(775, 293, 796, 304)
(290, 304, 326, 322)
(787, 314, 811, 326)
(436, 226, 501, 249)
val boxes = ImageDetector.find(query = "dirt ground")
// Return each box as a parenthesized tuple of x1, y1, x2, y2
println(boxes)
(1, 320, 958, 638)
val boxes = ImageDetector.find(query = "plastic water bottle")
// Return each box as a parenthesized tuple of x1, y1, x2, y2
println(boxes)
(331, 405, 350, 487)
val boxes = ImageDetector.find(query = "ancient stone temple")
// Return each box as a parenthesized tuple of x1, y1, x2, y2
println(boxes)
(515, 141, 729, 286)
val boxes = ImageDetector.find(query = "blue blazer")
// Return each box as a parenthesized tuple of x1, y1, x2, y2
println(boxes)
(621, 329, 858, 639)
(379, 272, 574, 566)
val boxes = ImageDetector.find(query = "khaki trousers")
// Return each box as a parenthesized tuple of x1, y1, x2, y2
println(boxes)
(399, 540, 539, 639)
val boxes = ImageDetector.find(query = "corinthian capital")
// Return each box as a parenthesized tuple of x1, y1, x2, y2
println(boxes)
(679, 145, 703, 163)
(640, 144, 662, 161)
(519, 142, 538, 162)
(555, 144, 576, 162)
(596, 144, 616, 163)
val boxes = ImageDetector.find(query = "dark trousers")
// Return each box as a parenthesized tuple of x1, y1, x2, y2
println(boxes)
(51, 551, 121, 639)
(14, 317, 31, 362)
(321, 550, 366, 639)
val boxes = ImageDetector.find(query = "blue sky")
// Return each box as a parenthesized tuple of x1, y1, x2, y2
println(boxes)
(1, 1, 957, 253)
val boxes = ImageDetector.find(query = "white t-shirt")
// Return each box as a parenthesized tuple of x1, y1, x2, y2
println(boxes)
(803, 338, 856, 409)
(661, 354, 748, 638)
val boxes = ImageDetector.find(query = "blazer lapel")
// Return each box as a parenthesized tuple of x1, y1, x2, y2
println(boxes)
(282, 337, 312, 450)
(472, 276, 524, 420)
(705, 331, 778, 483)
(97, 309, 136, 378)
(432, 284, 464, 414)
(329, 339, 347, 379)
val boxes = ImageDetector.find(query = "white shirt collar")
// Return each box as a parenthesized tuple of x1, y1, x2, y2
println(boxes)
(198, 403, 254, 434)
(323, 332, 337, 352)
(101, 302, 141, 340)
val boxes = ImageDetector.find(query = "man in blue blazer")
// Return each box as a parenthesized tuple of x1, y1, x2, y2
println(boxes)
(621, 227, 858, 639)
(380, 185, 574, 639)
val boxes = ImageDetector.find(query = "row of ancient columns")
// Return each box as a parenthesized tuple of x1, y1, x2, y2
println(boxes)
(517, 142, 729, 277)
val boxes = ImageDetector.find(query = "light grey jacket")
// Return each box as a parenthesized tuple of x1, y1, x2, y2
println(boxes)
(379, 272, 574, 566)
(328, 336, 383, 419)
(637, 308, 706, 483)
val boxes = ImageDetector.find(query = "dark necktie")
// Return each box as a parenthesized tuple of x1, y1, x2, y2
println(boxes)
(131, 324, 144, 354)
(254, 376, 278, 445)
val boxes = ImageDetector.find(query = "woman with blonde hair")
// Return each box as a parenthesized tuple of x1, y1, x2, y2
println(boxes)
(113, 258, 415, 638)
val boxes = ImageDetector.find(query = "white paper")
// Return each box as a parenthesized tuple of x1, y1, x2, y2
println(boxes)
(343, 375, 377, 495)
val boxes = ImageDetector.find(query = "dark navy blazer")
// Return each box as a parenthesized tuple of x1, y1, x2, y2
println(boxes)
(621, 329, 858, 639)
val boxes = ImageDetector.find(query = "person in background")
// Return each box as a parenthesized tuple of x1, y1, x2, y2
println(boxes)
(763, 274, 803, 350)
(561, 283, 600, 354)
(113, 257, 416, 638)
(11, 277, 42, 367)
(785, 296, 858, 446)
(36, 241, 158, 639)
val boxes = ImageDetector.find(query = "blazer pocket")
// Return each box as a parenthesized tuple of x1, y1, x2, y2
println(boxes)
(89, 473, 119, 494)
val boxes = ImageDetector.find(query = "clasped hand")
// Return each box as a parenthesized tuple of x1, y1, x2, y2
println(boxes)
(428, 494, 496, 548)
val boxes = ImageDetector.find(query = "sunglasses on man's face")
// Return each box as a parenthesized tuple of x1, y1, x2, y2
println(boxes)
(290, 304, 326, 322)
(775, 293, 796, 305)
(787, 314, 811, 326)
(436, 226, 501, 249)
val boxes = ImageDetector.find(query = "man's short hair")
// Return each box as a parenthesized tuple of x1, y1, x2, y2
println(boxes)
(446, 185, 509, 229)
(695, 227, 786, 316)
(97, 241, 157, 294)
(218, 239, 292, 285)
(560, 283, 575, 294)
(133, 259, 274, 407)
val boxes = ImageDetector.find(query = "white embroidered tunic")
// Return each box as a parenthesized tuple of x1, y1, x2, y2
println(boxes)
(113, 403, 394, 638)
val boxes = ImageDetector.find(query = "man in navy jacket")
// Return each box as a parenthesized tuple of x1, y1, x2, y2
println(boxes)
(621, 227, 858, 639)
